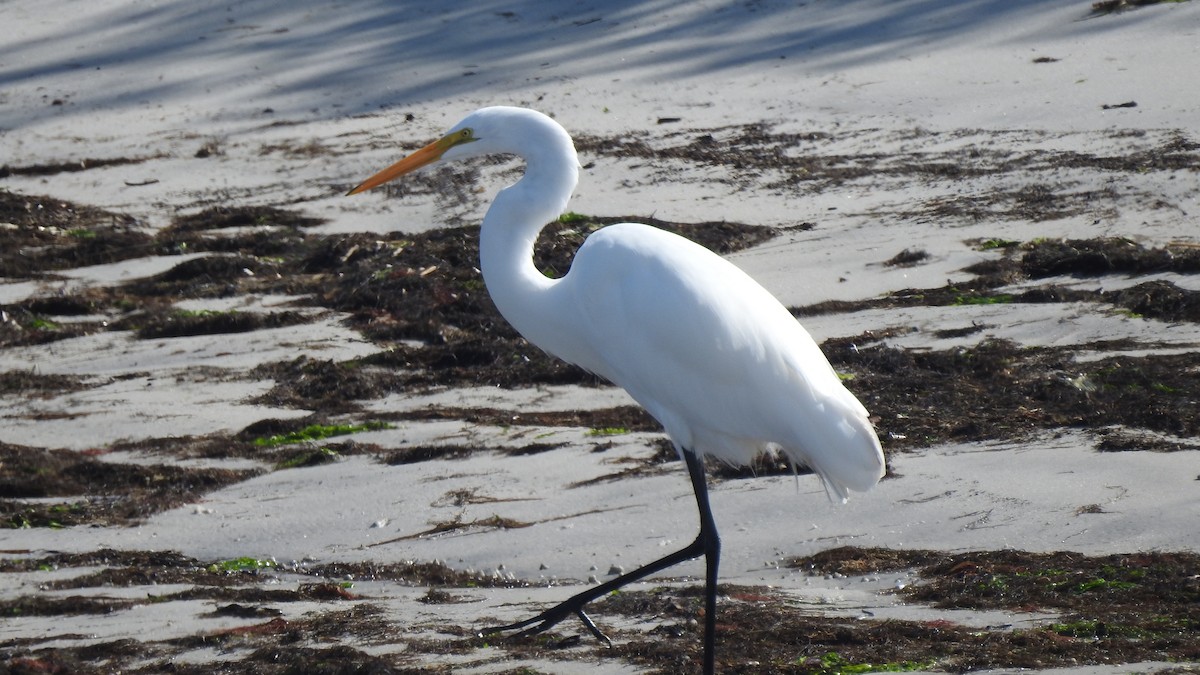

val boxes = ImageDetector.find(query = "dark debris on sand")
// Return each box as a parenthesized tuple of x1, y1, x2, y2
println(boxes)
(1, 189, 1198, 517)
(2, 545, 1196, 673)
(2, 122, 1200, 673)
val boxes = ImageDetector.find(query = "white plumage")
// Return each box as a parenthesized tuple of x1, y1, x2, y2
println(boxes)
(349, 105, 884, 673)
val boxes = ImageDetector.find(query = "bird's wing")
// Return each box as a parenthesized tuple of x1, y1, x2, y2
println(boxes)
(562, 223, 881, 496)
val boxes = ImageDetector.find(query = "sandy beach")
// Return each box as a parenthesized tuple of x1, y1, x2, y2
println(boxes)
(2, 1, 1198, 672)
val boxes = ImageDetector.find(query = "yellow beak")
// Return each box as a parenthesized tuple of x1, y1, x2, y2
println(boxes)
(346, 134, 454, 196)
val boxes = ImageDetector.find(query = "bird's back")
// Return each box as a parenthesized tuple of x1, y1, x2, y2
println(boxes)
(550, 223, 884, 500)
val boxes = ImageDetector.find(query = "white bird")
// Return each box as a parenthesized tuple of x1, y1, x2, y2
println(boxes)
(348, 106, 884, 674)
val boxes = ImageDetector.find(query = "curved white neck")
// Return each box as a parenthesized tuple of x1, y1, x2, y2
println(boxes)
(477, 133, 580, 358)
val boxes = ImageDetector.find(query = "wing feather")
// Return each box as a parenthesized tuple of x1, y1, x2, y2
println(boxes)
(560, 223, 883, 497)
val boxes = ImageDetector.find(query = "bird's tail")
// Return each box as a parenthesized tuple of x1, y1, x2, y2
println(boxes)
(786, 393, 885, 503)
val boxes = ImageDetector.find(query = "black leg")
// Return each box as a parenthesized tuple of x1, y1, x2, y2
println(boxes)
(482, 449, 721, 673)
(689, 450, 720, 675)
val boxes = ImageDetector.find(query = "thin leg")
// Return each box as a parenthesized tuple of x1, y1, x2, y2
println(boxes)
(482, 449, 721, 673)
(689, 450, 720, 675)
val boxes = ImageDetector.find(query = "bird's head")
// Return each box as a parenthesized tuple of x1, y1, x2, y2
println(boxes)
(347, 107, 566, 196)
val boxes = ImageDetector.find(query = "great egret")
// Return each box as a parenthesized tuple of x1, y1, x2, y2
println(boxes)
(349, 106, 884, 674)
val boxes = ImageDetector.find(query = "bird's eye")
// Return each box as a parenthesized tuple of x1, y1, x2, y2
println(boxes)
(459, 129, 473, 140)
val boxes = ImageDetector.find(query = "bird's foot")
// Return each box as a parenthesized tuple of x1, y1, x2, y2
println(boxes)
(481, 602, 612, 647)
